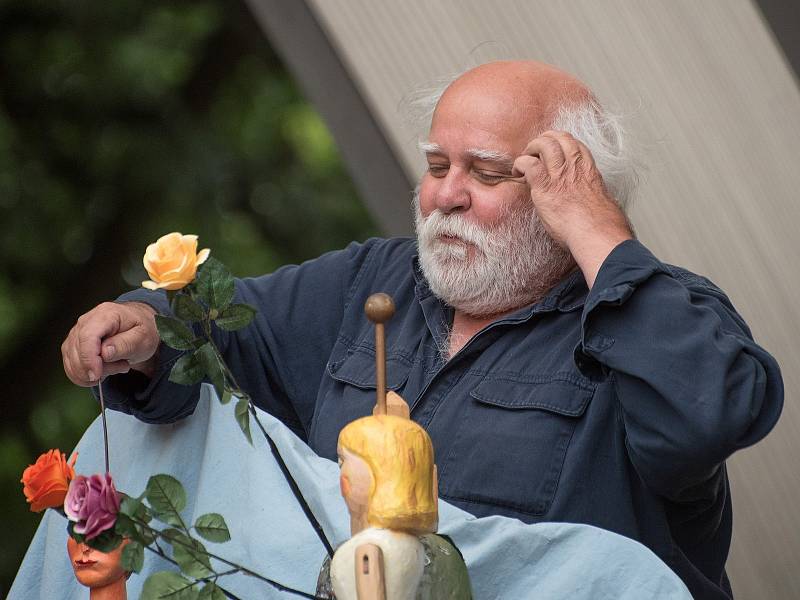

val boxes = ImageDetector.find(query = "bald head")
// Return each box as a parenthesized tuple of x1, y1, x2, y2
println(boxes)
(434, 60, 591, 140)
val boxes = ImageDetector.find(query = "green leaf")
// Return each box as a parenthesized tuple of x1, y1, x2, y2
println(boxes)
(194, 513, 231, 543)
(195, 342, 225, 399)
(234, 398, 252, 445)
(67, 521, 85, 544)
(121, 540, 145, 573)
(141, 571, 198, 600)
(214, 303, 256, 331)
(172, 293, 206, 322)
(172, 535, 213, 579)
(120, 494, 152, 523)
(169, 352, 205, 386)
(161, 527, 184, 540)
(119, 495, 142, 518)
(155, 315, 196, 351)
(145, 474, 186, 526)
(195, 257, 234, 312)
(86, 528, 124, 553)
(114, 514, 148, 545)
(198, 582, 225, 600)
(220, 389, 232, 405)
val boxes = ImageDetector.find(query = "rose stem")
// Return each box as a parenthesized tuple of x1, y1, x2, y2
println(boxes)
(98, 380, 110, 474)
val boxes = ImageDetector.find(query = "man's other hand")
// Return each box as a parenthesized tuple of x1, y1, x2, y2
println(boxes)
(61, 302, 159, 386)
(512, 130, 633, 287)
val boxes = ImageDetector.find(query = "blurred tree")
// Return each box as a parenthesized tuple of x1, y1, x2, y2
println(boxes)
(0, 0, 378, 593)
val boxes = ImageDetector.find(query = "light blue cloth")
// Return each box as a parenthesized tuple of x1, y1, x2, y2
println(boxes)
(11, 385, 691, 599)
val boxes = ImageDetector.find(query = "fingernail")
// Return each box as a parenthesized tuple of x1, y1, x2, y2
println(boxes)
(88, 370, 96, 382)
(104, 345, 116, 359)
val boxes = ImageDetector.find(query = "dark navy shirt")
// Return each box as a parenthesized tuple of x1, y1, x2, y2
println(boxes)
(105, 238, 783, 599)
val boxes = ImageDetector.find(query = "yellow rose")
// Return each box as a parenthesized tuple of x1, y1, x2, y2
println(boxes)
(142, 233, 210, 291)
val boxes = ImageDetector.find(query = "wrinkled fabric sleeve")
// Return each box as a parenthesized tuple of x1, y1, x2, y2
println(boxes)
(97, 239, 379, 439)
(575, 240, 783, 502)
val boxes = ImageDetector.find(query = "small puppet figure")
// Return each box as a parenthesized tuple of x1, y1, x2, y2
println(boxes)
(67, 537, 128, 600)
(317, 293, 471, 599)
(316, 405, 472, 600)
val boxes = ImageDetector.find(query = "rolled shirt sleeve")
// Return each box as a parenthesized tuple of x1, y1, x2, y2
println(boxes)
(575, 240, 783, 500)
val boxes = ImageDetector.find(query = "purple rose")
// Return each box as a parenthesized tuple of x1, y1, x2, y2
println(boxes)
(64, 473, 121, 540)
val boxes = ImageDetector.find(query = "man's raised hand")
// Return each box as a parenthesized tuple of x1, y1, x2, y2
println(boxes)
(61, 302, 160, 386)
(512, 130, 633, 287)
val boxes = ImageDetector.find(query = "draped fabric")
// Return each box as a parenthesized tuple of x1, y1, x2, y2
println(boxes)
(11, 385, 690, 599)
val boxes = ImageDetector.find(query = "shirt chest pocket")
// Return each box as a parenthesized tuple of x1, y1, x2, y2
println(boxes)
(438, 375, 594, 517)
(311, 347, 413, 457)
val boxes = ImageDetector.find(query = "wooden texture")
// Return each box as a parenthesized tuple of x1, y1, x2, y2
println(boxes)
(304, 1, 800, 596)
(354, 543, 386, 600)
(375, 391, 411, 420)
(366, 293, 396, 415)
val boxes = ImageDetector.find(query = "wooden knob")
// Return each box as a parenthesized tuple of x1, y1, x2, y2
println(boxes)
(365, 293, 395, 324)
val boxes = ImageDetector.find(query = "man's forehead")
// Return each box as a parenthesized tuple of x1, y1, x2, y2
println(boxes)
(427, 61, 590, 150)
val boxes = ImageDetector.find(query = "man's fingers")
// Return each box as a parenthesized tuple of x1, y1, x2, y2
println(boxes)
(101, 360, 131, 379)
(512, 155, 545, 177)
(574, 140, 596, 171)
(541, 130, 584, 164)
(63, 329, 95, 386)
(522, 136, 566, 174)
(102, 327, 157, 365)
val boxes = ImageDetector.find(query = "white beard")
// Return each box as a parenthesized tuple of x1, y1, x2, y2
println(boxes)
(414, 194, 575, 317)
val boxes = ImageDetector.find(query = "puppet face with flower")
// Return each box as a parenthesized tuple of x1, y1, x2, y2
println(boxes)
(21, 449, 122, 543)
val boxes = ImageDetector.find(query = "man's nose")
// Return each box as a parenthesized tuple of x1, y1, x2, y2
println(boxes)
(434, 169, 471, 214)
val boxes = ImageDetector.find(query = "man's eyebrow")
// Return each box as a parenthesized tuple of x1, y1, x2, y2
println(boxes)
(418, 141, 443, 155)
(418, 141, 513, 166)
(466, 147, 514, 165)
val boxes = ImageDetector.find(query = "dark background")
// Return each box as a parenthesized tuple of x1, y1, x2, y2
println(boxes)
(0, 1, 377, 593)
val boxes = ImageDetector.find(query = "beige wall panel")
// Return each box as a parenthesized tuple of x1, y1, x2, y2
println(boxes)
(307, 0, 799, 596)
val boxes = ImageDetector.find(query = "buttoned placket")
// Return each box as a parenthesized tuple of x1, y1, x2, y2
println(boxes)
(408, 261, 588, 431)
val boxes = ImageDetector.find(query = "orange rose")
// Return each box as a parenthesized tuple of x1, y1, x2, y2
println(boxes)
(21, 449, 78, 512)
(142, 232, 210, 291)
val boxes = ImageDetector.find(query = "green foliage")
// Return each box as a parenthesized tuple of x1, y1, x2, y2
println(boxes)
(145, 474, 187, 526)
(198, 582, 225, 600)
(234, 398, 252, 445)
(194, 342, 225, 399)
(194, 257, 235, 312)
(194, 513, 231, 543)
(169, 352, 206, 386)
(121, 541, 145, 573)
(141, 571, 198, 600)
(173, 293, 206, 322)
(155, 315, 197, 350)
(3, 0, 377, 592)
(67, 521, 125, 553)
(214, 303, 256, 331)
(171, 532, 213, 579)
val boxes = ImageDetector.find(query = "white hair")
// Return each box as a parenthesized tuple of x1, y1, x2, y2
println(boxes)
(550, 99, 640, 212)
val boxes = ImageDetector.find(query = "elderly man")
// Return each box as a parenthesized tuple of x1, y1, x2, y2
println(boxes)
(61, 61, 782, 599)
